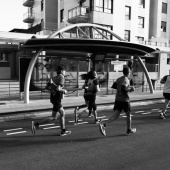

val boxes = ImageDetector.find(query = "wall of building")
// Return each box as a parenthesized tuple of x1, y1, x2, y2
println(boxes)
(32, 0, 42, 27)
(44, 0, 58, 30)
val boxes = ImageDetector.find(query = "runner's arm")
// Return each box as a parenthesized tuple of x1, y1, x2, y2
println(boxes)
(121, 78, 135, 93)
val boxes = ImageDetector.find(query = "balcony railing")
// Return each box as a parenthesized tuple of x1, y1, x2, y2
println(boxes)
(68, 6, 89, 24)
(23, 12, 34, 23)
(23, 0, 34, 7)
(135, 40, 170, 48)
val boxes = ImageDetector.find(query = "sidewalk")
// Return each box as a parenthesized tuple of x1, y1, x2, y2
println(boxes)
(0, 90, 164, 122)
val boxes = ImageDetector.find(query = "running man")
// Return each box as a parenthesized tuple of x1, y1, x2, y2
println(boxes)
(75, 70, 101, 124)
(31, 65, 71, 136)
(99, 67, 136, 136)
(159, 73, 170, 119)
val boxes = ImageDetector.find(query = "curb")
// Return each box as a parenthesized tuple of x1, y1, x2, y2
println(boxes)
(0, 98, 164, 122)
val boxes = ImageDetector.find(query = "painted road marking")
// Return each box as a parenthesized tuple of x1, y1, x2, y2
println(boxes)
(4, 128, 22, 132)
(7, 131, 26, 135)
(39, 123, 55, 127)
(101, 119, 108, 121)
(141, 112, 151, 115)
(135, 111, 144, 113)
(152, 109, 161, 111)
(122, 115, 134, 118)
(97, 116, 106, 119)
(68, 119, 82, 123)
(43, 126, 60, 130)
(76, 122, 89, 125)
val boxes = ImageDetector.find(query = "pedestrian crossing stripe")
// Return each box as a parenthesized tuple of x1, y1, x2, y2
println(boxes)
(7, 131, 26, 135)
(4, 128, 22, 132)
(76, 122, 89, 125)
(141, 112, 151, 115)
(135, 111, 144, 113)
(43, 126, 60, 130)
(39, 123, 55, 127)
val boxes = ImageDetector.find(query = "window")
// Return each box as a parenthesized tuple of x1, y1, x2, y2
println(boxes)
(60, 9, 64, 22)
(41, 19, 44, 29)
(138, 17, 144, 28)
(124, 30, 130, 41)
(136, 36, 144, 41)
(96, 0, 103, 12)
(161, 21, 166, 32)
(162, 3, 167, 14)
(138, 0, 145, 8)
(125, 6, 131, 20)
(41, 0, 44, 11)
(104, 0, 112, 13)
(167, 54, 170, 64)
(95, 0, 113, 13)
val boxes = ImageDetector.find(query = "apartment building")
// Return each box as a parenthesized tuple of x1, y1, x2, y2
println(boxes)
(22, 0, 151, 42)
(21, 0, 170, 81)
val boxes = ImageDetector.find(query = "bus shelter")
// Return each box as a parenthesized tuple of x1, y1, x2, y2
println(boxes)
(22, 23, 157, 104)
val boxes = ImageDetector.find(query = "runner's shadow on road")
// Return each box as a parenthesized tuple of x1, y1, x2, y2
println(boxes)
(0, 133, 127, 147)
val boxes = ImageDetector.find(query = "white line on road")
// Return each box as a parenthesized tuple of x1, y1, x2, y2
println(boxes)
(4, 128, 23, 132)
(39, 123, 55, 127)
(43, 126, 60, 130)
(135, 111, 144, 113)
(7, 131, 26, 135)
(100, 119, 108, 121)
(122, 115, 134, 118)
(141, 112, 151, 115)
(76, 122, 89, 125)
(68, 119, 82, 123)
(152, 109, 161, 111)
(97, 116, 106, 119)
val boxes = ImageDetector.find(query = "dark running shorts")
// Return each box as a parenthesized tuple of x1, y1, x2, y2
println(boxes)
(114, 100, 131, 113)
(163, 93, 170, 100)
(52, 101, 62, 112)
(84, 94, 97, 110)
(50, 94, 62, 112)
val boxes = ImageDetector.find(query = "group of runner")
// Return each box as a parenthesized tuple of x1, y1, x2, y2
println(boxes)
(31, 65, 169, 137)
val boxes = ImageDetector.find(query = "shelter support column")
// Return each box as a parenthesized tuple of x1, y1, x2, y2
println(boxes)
(24, 49, 43, 103)
(106, 61, 110, 95)
(136, 55, 154, 93)
(77, 60, 79, 97)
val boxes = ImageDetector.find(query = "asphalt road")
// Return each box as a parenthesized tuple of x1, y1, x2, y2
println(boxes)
(0, 102, 170, 170)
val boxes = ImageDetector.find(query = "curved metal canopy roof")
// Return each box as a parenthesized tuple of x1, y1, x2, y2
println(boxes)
(23, 38, 156, 57)
(22, 23, 157, 59)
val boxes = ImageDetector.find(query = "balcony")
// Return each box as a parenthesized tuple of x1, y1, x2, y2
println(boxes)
(68, 6, 89, 24)
(23, 12, 34, 23)
(23, 0, 34, 7)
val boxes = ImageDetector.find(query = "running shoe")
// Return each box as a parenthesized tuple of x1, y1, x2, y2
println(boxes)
(126, 128, 136, 135)
(163, 113, 167, 117)
(31, 121, 39, 135)
(88, 114, 94, 117)
(95, 119, 101, 124)
(99, 124, 106, 136)
(159, 113, 165, 119)
(60, 130, 71, 136)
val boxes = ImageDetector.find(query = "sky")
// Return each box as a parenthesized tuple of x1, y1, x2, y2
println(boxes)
(0, 0, 28, 32)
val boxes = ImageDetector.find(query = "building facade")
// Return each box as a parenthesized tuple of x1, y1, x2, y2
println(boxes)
(21, 0, 170, 80)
